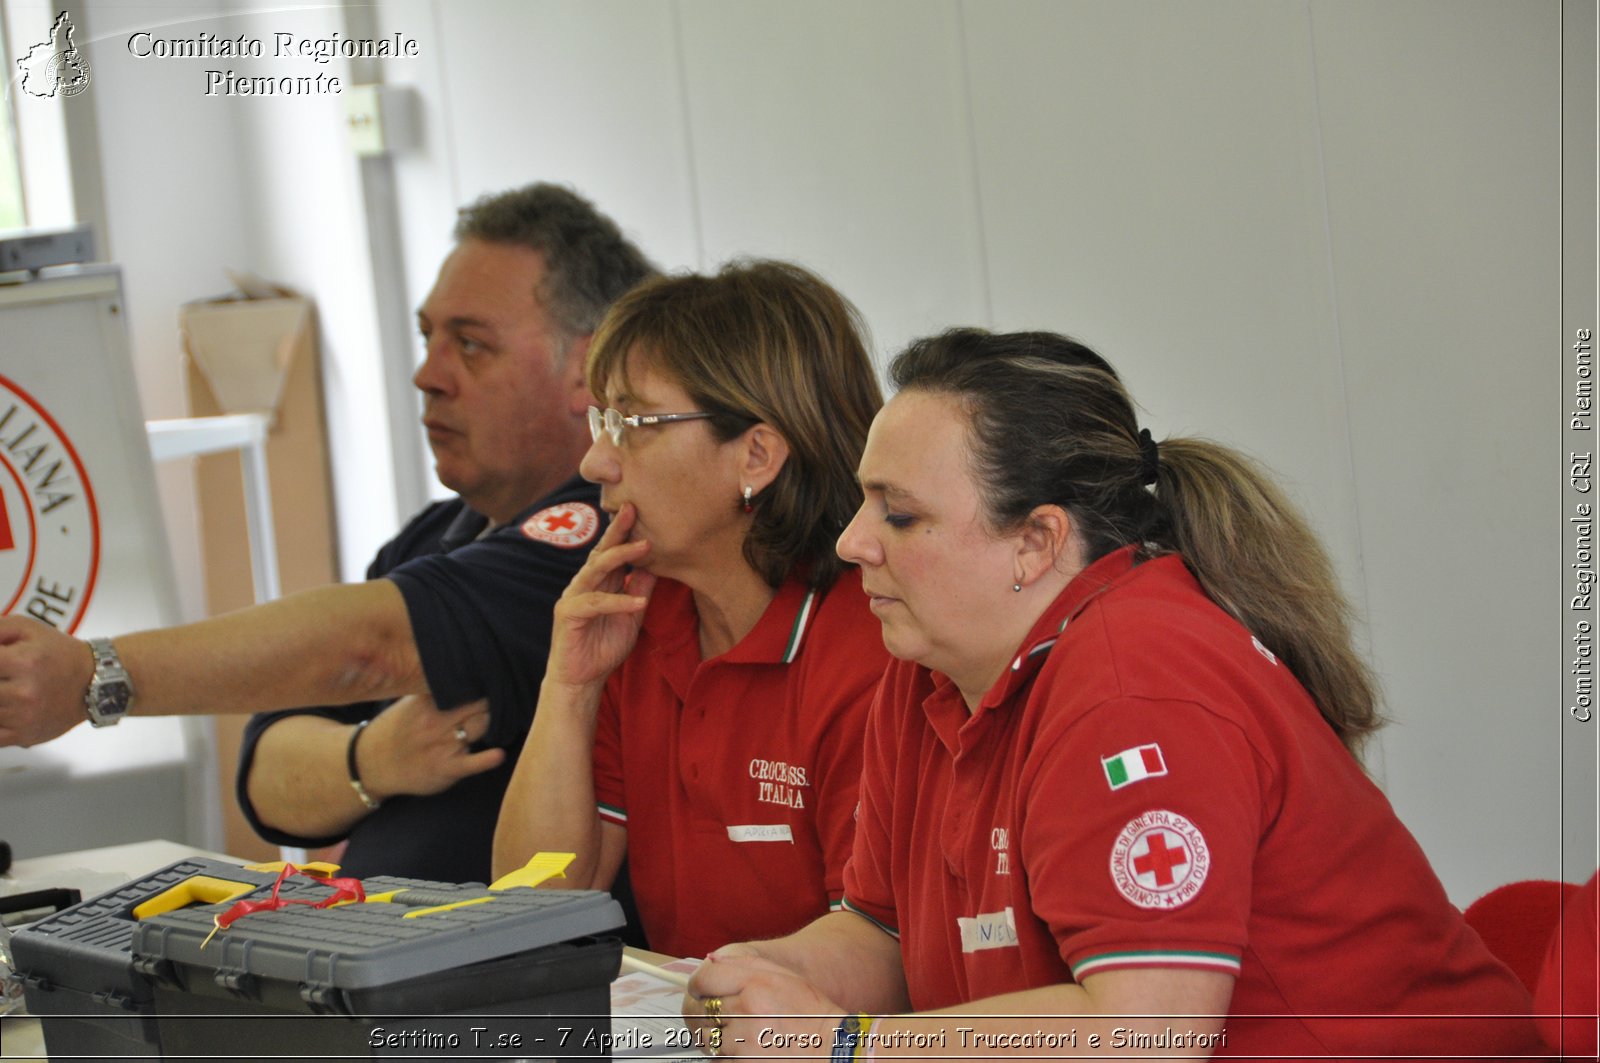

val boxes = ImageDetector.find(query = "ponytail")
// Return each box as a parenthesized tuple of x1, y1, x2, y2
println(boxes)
(1154, 439, 1382, 754)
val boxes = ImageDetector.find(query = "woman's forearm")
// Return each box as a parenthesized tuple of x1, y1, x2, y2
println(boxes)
(493, 675, 613, 885)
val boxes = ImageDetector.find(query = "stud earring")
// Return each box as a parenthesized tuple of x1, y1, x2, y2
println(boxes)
(741, 485, 754, 513)
(1012, 583, 1023, 593)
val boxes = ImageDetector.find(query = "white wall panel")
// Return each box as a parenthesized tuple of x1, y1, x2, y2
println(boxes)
(1311, 0, 1562, 901)
(227, 3, 397, 578)
(676, 0, 987, 364)
(429, 1, 698, 272)
(379, 0, 458, 363)
(964, 0, 1367, 666)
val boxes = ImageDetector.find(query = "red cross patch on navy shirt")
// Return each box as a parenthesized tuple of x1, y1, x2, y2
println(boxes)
(521, 502, 600, 548)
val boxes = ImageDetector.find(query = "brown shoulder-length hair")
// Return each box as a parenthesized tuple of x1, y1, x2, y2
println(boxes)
(587, 259, 883, 591)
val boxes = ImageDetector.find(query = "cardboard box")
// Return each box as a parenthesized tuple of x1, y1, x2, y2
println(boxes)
(181, 278, 339, 862)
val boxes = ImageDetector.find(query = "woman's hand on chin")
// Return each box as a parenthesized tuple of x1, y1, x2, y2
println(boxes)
(547, 503, 658, 690)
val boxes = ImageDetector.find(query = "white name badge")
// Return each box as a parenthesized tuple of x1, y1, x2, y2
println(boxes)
(726, 824, 794, 843)
(958, 907, 1018, 952)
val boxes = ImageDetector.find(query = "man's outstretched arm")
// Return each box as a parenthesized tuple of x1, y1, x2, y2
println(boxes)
(0, 579, 424, 746)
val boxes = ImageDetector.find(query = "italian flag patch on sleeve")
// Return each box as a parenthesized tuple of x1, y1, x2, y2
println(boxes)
(1102, 744, 1167, 790)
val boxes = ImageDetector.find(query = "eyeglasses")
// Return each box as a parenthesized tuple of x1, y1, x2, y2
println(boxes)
(587, 405, 716, 447)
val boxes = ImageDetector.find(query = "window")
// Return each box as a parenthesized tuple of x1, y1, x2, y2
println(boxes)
(1, 0, 84, 232)
(0, 12, 27, 229)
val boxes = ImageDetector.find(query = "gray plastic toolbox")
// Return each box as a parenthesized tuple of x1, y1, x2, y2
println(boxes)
(10, 856, 286, 1058)
(13, 858, 627, 1061)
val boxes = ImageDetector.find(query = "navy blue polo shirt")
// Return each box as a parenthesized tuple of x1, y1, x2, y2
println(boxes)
(236, 475, 605, 884)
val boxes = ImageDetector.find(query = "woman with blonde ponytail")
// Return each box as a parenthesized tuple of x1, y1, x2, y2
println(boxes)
(686, 328, 1537, 1061)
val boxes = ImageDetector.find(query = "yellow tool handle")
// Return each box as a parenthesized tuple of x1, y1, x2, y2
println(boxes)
(394, 853, 577, 918)
(241, 860, 342, 877)
(488, 852, 575, 891)
(132, 876, 259, 920)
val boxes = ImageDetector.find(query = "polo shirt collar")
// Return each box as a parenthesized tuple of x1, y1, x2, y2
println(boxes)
(640, 574, 822, 699)
(979, 544, 1146, 711)
(439, 505, 490, 551)
(934, 544, 1145, 717)
(719, 576, 820, 665)
(920, 546, 1148, 745)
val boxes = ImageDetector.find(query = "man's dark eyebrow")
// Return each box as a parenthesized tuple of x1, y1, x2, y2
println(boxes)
(415, 309, 494, 332)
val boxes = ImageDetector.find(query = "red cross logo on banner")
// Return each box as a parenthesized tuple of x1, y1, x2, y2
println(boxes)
(521, 501, 601, 549)
(1109, 810, 1210, 910)
(0, 374, 100, 632)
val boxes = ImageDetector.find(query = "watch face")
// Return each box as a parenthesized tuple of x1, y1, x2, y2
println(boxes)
(94, 685, 126, 712)
(85, 639, 132, 725)
(89, 678, 130, 722)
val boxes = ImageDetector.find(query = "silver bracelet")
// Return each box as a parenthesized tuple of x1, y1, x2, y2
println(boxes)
(346, 718, 382, 810)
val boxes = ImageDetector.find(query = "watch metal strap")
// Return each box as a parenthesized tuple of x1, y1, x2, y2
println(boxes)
(85, 637, 129, 727)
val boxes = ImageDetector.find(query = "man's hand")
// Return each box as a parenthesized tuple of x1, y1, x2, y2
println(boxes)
(358, 695, 506, 801)
(0, 616, 93, 746)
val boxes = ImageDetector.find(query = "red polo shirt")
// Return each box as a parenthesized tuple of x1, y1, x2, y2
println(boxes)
(595, 567, 887, 959)
(844, 547, 1538, 1058)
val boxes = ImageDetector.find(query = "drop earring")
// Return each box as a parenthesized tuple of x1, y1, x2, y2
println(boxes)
(741, 485, 754, 513)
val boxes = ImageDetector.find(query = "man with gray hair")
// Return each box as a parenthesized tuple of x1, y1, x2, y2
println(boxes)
(0, 184, 656, 889)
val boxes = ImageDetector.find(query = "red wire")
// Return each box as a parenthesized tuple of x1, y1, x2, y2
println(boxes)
(213, 863, 366, 931)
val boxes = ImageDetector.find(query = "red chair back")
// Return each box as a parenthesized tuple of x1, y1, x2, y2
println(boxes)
(1464, 879, 1577, 993)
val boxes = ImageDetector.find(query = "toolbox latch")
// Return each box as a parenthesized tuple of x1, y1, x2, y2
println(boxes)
(131, 955, 177, 987)
(91, 988, 136, 1012)
(298, 981, 350, 1015)
(214, 967, 259, 999)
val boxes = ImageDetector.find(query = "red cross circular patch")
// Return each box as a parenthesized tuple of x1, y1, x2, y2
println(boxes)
(1109, 809, 1210, 910)
(521, 502, 600, 548)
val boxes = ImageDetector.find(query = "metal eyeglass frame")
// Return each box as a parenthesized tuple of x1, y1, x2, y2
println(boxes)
(587, 405, 716, 446)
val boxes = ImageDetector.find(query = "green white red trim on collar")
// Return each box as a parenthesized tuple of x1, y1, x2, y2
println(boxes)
(781, 587, 817, 664)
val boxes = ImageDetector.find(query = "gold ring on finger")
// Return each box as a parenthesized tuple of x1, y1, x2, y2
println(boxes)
(701, 996, 723, 1021)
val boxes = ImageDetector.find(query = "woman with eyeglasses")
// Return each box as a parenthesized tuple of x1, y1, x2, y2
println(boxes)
(685, 329, 1538, 1059)
(493, 260, 889, 958)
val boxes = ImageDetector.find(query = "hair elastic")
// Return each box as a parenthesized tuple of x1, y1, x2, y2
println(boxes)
(1137, 428, 1160, 486)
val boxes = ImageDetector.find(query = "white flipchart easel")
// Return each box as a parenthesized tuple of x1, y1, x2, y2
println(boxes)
(0, 265, 220, 856)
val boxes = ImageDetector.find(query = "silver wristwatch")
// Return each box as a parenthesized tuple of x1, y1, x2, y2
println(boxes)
(84, 637, 134, 727)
